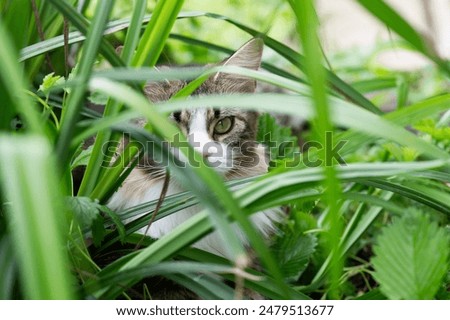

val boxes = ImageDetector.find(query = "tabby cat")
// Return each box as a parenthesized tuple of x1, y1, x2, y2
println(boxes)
(108, 38, 280, 258)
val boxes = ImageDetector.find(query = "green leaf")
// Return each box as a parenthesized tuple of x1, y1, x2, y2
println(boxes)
(91, 215, 106, 247)
(85, 261, 236, 299)
(0, 236, 16, 299)
(354, 288, 387, 300)
(257, 113, 299, 162)
(356, 0, 449, 75)
(0, 136, 75, 299)
(71, 145, 93, 170)
(372, 210, 449, 299)
(132, 0, 185, 67)
(177, 249, 311, 300)
(272, 224, 317, 282)
(101, 205, 126, 243)
(38, 72, 63, 97)
(47, 0, 125, 69)
(0, 20, 43, 134)
(53, 0, 115, 166)
(383, 143, 419, 162)
(67, 196, 125, 245)
(18, 12, 202, 62)
(361, 179, 450, 214)
(87, 90, 109, 105)
(414, 119, 450, 142)
(201, 12, 380, 114)
(67, 196, 102, 230)
(351, 77, 397, 93)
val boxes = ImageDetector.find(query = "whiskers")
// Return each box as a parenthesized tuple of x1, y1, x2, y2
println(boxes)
(128, 166, 166, 184)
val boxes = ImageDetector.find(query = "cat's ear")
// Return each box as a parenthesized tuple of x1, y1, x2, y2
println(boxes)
(144, 82, 168, 102)
(213, 38, 263, 92)
(144, 67, 183, 102)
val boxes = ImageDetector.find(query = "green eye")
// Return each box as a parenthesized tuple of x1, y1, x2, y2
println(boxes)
(214, 117, 234, 134)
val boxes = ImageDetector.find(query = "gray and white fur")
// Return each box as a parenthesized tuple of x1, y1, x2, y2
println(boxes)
(108, 39, 281, 258)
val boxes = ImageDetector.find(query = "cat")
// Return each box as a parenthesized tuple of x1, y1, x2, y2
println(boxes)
(107, 38, 281, 259)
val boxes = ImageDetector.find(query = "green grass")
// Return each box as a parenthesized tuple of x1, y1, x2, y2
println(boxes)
(0, 0, 448, 300)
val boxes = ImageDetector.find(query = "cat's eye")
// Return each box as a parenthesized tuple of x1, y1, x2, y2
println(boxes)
(214, 117, 234, 134)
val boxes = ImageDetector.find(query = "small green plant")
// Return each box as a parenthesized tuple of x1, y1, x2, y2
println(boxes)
(372, 210, 449, 299)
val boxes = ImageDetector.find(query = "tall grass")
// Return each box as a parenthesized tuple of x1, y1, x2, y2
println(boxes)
(0, 0, 448, 300)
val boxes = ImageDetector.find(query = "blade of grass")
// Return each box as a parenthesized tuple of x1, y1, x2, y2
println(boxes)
(92, 209, 210, 299)
(0, 236, 16, 299)
(19, 15, 149, 62)
(340, 191, 394, 254)
(201, 12, 381, 114)
(335, 93, 450, 158)
(356, 0, 450, 76)
(93, 160, 445, 298)
(0, 136, 75, 299)
(26, 0, 76, 80)
(165, 274, 235, 300)
(360, 178, 450, 214)
(71, 110, 141, 148)
(83, 261, 235, 298)
(18, 12, 204, 62)
(77, 0, 147, 196)
(1, 0, 32, 50)
(0, 21, 43, 134)
(396, 75, 409, 109)
(289, 0, 343, 298)
(166, 273, 235, 300)
(80, 0, 186, 196)
(169, 33, 304, 82)
(132, 0, 185, 67)
(47, 0, 124, 68)
(351, 77, 397, 93)
(179, 249, 311, 300)
(93, 65, 310, 95)
(306, 191, 393, 290)
(55, 0, 115, 166)
(235, 162, 446, 208)
(21, 9, 380, 113)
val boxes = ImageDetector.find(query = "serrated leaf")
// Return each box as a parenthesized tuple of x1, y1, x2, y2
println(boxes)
(67, 196, 102, 230)
(372, 210, 449, 299)
(272, 222, 317, 282)
(38, 72, 63, 96)
(67, 197, 124, 246)
(88, 90, 109, 105)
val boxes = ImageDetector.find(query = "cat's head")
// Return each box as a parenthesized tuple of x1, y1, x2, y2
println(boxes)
(143, 39, 266, 178)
